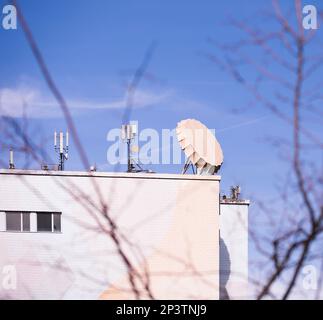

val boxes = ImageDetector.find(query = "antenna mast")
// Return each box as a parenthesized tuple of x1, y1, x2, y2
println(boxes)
(120, 123, 152, 173)
(9, 148, 15, 169)
(54, 130, 69, 171)
(121, 124, 137, 172)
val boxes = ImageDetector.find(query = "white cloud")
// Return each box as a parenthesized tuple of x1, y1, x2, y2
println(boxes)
(0, 85, 173, 118)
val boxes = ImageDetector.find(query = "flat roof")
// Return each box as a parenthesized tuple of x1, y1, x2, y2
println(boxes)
(0, 169, 221, 182)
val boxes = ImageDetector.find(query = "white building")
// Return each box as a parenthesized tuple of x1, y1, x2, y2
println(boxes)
(220, 200, 249, 299)
(0, 169, 248, 299)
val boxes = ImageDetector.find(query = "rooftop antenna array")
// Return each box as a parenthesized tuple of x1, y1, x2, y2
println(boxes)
(222, 186, 244, 203)
(121, 123, 151, 173)
(176, 119, 223, 175)
(54, 131, 69, 171)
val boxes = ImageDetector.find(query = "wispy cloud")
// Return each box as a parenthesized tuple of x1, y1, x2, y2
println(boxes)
(0, 84, 173, 118)
(216, 116, 269, 133)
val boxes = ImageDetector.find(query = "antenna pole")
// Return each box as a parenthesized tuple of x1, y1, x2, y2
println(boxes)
(54, 131, 69, 171)
(127, 139, 131, 172)
(121, 123, 151, 173)
(121, 123, 138, 173)
(59, 152, 64, 171)
(9, 149, 15, 169)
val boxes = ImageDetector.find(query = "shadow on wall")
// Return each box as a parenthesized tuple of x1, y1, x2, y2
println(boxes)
(220, 237, 231, 300)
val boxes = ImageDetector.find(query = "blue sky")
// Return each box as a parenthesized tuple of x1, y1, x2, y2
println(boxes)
(1, 0, 323, 297)
(0, 0, 322, 203)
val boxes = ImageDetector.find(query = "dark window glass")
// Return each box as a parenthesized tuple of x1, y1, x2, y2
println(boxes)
(53, 213, 61, 232)
(37, 213, 52, 232)
(22, 213, 30, 231)
(6, 212, 21, 231)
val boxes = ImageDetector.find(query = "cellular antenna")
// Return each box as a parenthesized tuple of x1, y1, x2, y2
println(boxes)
(121, 123, 152, 173)
(54, 130, 69, 171)
(176, 119, 223, 175)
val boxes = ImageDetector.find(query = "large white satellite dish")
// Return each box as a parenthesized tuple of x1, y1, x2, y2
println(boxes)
(176, 119, 223, 175)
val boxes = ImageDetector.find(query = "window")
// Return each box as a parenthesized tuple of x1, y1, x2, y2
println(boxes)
(37, 213, 52, 232)
(6, 212, 21, 231)
(22, 213, 30, 231)
(2, 211, 61, 233)
(5, 212, 30, 232)
(37, 212, 61, 233)
(53, 213, 61, 232)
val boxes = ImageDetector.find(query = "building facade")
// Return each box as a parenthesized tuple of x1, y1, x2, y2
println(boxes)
(0, 170, 225, 299)
(0, 169, 248, 299)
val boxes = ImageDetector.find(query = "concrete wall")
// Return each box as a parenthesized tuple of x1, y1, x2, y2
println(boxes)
(0, 170, 220, 300)
(220, 202, 249, 299)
